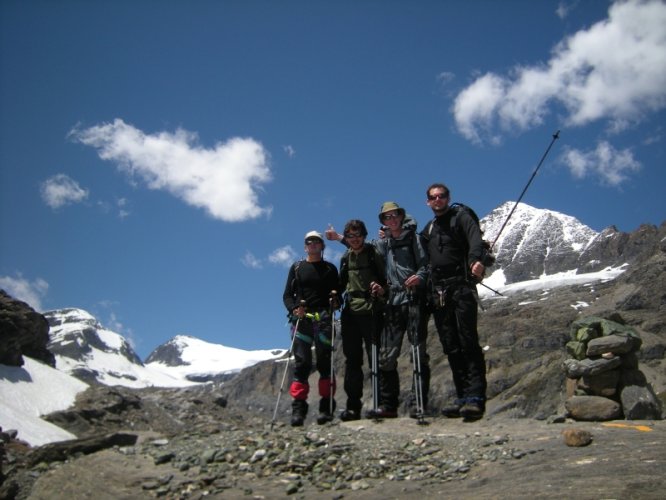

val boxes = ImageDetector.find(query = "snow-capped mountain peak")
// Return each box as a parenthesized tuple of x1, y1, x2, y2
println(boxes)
(481, 202, 600, 283)
(47, 307, 139, 362)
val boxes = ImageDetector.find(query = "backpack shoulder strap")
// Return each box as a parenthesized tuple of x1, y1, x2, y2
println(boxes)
(365, 242, 381, 279)
(448, 203, 461, 232)
(423, 218, 436, 240)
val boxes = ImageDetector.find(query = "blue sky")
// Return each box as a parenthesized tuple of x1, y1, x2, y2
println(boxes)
(1, 0, 664, 358)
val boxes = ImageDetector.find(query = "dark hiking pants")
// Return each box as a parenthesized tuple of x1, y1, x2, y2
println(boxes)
(341, 308, 383, 412)
(432, 284, 487, 402)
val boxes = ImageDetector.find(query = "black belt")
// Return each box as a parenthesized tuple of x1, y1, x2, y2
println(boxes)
(432, 276, 467, 288)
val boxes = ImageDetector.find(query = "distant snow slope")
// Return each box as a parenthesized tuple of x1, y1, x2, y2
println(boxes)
(145, 335, 285, 381)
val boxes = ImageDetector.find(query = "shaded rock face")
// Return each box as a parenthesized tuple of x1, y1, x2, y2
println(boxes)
(578, 223, 663, 274)
(144, 339, 185, 366)
(0, 290, 54, 367)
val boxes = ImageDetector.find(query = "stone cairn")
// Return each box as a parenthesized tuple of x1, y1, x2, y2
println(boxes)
(563, 314, 662, 421)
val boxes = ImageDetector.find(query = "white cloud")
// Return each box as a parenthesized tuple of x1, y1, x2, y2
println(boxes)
(116, 198, 130, 219)
(40, 174, 89, 209)
(561, 140, 641, 186)
(69, 119, 273, 222)
(453, 73, 506, 144)
(0, 274, 49, 311)
(453, 0, 666, 143)
(241, 251, 263, 269)
(268, 246, 298, 267)
(436, 71, 456, 86)
(642, 127, 663, 145)
(435, 71, 458, 99)
(556, 0, 579, 20)
(283, 145, 296, 158)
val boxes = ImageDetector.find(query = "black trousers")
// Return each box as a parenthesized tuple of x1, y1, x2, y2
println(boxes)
(432, 285, 487, 402)
(340, 308, 383, 412)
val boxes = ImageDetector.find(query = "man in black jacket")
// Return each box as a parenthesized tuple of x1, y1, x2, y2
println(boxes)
(283, 231, 340, 426)
(421, 183, 487, 420)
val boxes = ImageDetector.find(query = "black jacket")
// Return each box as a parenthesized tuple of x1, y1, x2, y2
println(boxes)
(283, 260, 339, 312)
(421, 207, 484, 280)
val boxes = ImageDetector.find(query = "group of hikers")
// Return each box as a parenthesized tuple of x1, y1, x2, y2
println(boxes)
(281, 182, 490, 427)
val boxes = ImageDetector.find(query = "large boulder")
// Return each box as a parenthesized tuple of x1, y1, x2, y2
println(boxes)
(565, 395, 622, 421)
(0, 290, 54, 367)
(619, 370, 663, 420)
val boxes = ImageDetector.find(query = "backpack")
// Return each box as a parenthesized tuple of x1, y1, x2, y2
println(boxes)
(424, 203, 496, 268)
(386, 228, 421, 270)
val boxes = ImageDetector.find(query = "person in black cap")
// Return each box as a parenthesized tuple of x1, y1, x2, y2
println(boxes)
(282, 230, 340, 426)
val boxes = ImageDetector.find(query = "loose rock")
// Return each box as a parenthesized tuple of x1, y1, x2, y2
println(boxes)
(562, 428, 593, 447)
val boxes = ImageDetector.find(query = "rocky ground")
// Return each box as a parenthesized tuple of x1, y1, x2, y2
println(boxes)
(1, 383, 664, 500)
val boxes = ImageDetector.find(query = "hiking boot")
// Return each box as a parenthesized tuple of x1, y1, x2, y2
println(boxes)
(316, 397, 336, 424)
(339, 409, 361, 421)
(291, 400, 308, 427)
(460, 399, 484, 421)
(291, 414, 305, 427)
(366, 407, 398, 419)
(316, 412, 334, 424)
(441, 399, 465, 418)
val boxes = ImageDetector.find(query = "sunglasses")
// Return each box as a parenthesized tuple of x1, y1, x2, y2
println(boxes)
(344, 232, 363, 239)
(305, 239, 322, 245)
(381, 213, 399, 221)
(428, 193, 448, 201)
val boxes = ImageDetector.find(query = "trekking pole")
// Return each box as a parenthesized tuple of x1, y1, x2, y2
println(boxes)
(329, 290, 338, 418)
(270, 300, 305, 431)
(407, 288, 427, 425)
(490, 130, 560, 252)
(370, 293, 380, 414)
(479, 281, 504, 297)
